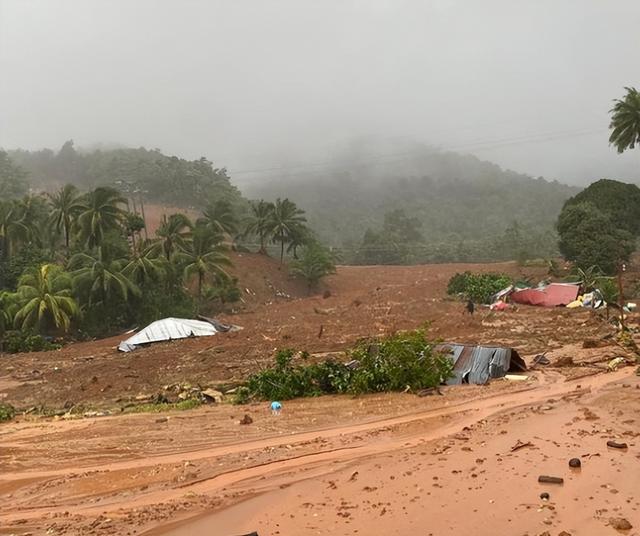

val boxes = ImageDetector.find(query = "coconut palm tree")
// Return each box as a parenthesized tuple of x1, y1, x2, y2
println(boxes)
(198, 200, 238, 237)
(0, 291, 15, 339)
(48, 184, 83, 251)
(269, 198, 307, 265)
(609, 87, 640, 153)
(243, 200, 274, 254)
(75, 187, 127, 250)
(289, 242, 336, 293)
(0, 200, 29, 261)
(148, 213, 193, 261)
(13, 264, 79, 333)
(69, 250, 140, 307)
(123, 248, 167, 286)
(286, 223, 312, 259)
(175, 226, 230, 310)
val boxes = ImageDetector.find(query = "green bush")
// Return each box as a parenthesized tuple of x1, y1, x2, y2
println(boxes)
(0, 403, 15, 422)
(2, 330, 61, 353)
(246, 349, 347, 401)
(348, 329, 453, 394)
(242, 329, 453, 402)
(446, 271, 512, 303)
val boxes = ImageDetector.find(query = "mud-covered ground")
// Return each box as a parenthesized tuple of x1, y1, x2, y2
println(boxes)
(1, 259, 639, 535)
(0, 257, 627, 410)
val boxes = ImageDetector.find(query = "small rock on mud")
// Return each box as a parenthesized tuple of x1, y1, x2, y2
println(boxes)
(609, 517, 633, 531)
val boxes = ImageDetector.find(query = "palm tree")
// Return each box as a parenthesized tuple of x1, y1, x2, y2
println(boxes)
(175, 226, 231, 310)
(13, 264, 79, 333)
(0, 200, 29, 261)
(289, 243, 336, 293)
(123, 248, 167, 286)
(76, 187, 127, 250)
(269, 198, 307, 265)
(69, 250, 140, 307)
(148, 213, 193, 261)
(48, 184, 83, 250)
(243, 200, 274, 254)
(286, 223, 312, 259)
(0, 291, 15, 339)
(198, 200, 238, 237)
(609, 87, 640, 153)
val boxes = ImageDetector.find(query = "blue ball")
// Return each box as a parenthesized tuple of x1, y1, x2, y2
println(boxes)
(270, 401, 282, 411)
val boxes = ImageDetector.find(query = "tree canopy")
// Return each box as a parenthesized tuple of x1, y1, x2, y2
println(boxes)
(557, 201, 635, 274)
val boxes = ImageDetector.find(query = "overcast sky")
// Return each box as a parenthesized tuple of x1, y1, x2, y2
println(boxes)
(1, 0, 639, 185)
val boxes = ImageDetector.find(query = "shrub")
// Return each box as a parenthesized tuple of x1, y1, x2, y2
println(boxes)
(0, 403, 15, 422)
(446, 272, 512, 303)
(241, 329, 453, 402)
(246, 349, 346, 401)
(2, 330, 61, 353)
(348, 329, 453, 394)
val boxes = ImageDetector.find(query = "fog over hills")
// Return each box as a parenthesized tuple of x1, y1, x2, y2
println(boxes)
(1, 0, 639, 186)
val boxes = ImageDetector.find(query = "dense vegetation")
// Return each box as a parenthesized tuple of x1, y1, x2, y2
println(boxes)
(240, 328, 453, 401)
(246, 145, 579, 264)
(446, 272, 512, 304)
(0, 149, 329, 350)
(9, 141, 244, 210)
(557, 179, 640, 274)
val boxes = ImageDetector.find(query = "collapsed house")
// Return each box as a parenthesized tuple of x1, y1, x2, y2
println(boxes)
(118, 317, 241, 352)
(509, 283, 580, 307)
(436, 343, 527, 385)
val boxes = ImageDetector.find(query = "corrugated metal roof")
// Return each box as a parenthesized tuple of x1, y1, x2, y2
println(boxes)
(118, 318, 218, 352)
(437, 343, 526, 385)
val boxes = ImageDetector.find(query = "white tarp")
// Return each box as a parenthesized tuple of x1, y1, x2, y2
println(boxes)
(118, 318, 218, 352)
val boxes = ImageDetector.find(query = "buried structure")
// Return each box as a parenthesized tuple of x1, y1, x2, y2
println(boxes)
(118, 317, 241, 352)
(436, 343, 527, 385)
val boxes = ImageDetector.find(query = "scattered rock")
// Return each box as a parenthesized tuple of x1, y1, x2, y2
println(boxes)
(155, 417, 168, 424)
(558, 531, 572, 536)
(239, 414, 253, 425)
(607, 440, 628, 450)
(609, 517, 633, 531)
(540, 492, 550, 501)
(568, 458, 581, 468)
(554, 355, 574, 367)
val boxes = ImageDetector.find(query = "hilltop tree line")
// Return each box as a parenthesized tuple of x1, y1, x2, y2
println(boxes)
(8, 141, 244, 209)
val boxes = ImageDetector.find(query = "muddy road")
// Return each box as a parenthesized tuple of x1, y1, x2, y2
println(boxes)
(2, 367, 638, 535)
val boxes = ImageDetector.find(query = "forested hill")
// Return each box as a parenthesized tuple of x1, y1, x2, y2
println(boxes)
(8, 141, 245, 210)
(244, 147, 581, 263)
(4, 141, 581, 264)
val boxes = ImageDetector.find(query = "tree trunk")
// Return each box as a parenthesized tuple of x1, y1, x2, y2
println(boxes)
(197, 272, 203, 313)
(280, 239, 285, 265)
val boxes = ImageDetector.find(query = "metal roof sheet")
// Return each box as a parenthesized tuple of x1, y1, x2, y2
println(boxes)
(118, 318, 218, 352)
